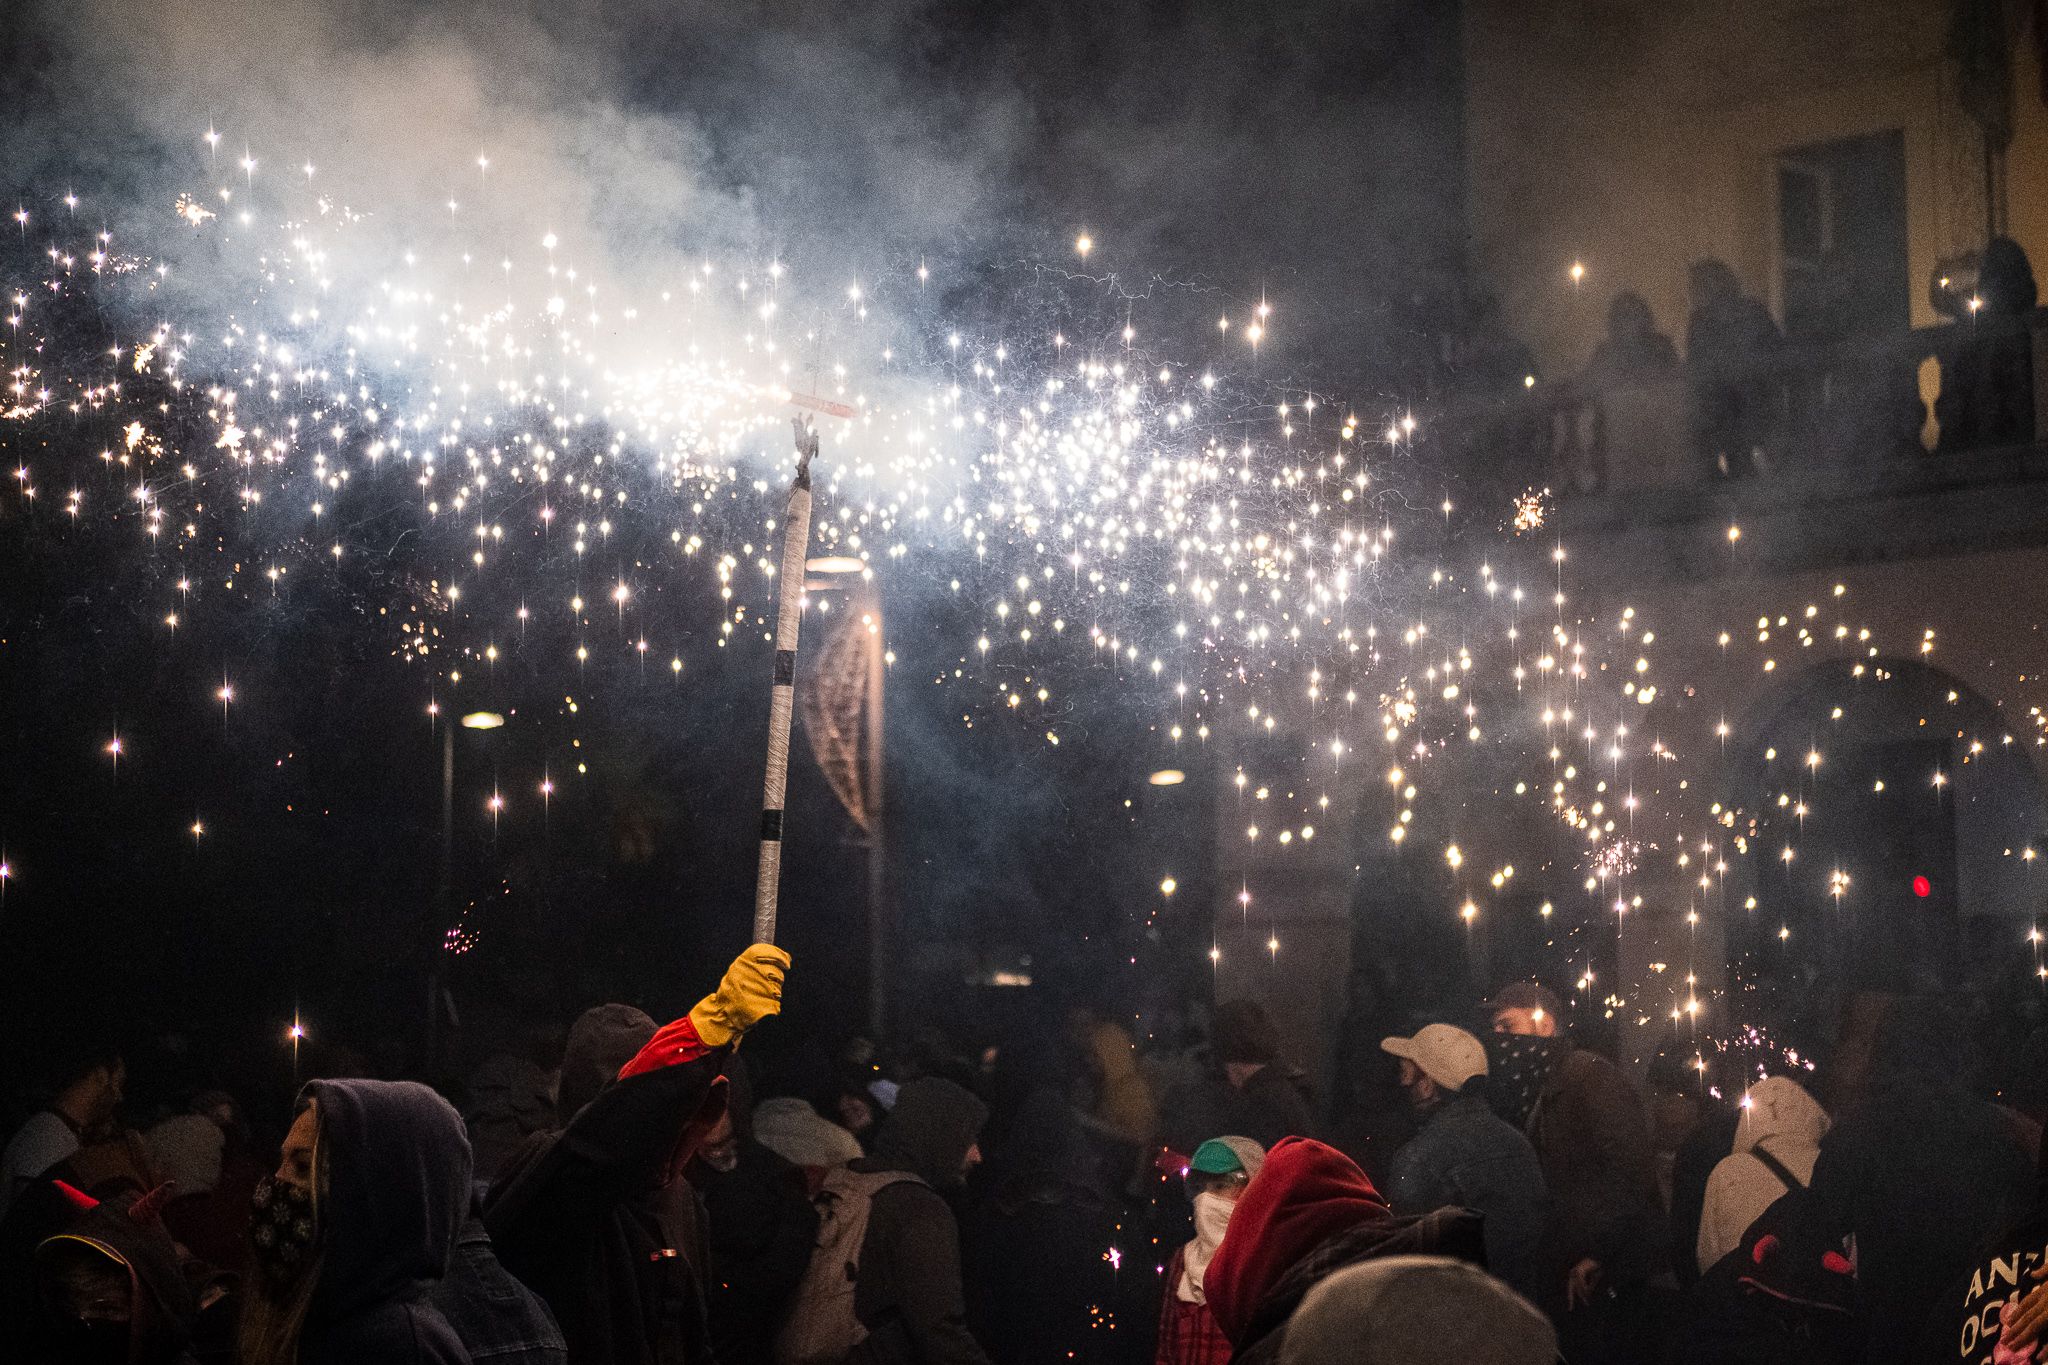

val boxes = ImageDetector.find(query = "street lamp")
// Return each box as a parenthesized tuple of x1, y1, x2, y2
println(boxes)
(433, 708, 505, 1067)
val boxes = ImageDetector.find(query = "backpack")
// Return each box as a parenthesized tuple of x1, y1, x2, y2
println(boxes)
(774, 1167, 927, 1365)
(1675, 1144, 1860, 1365)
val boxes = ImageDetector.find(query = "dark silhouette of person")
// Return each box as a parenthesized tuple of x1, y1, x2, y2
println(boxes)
(1685, 260, 1782, 478)
(1937, 236, 2039, 451)
(1587, 292, 1679, 387)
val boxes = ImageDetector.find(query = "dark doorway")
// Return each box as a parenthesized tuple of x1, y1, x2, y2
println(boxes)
(1750, 737, 1960, 994)
(1776, 129, 1910, 341)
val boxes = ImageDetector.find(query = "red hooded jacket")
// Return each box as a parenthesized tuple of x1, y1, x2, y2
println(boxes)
(1203, 1137, 1485, 1363)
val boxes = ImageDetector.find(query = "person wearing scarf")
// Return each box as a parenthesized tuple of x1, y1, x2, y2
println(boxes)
(1158, 1137, 1265, 1365)
(1483, 983, 1665, 1365)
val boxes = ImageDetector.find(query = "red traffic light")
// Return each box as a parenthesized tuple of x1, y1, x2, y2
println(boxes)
(1911, 875, 1932, 898)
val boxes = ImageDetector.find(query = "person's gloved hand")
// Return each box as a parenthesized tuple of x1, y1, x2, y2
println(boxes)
(689, 944, 790, 1047)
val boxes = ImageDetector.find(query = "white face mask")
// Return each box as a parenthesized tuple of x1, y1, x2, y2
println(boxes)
(1179, 1190, 1238, 1304)
(1192, 1190, 1235, 1252)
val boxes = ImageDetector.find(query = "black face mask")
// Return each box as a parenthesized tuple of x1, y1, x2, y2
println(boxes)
(250, 1175, 318, 1286)
(1485, 1033, 1571, 1131)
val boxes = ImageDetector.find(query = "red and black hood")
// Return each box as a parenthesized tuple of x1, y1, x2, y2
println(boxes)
(1203, 1136, 1484, 1354)
(36, 1183, 196, 1364)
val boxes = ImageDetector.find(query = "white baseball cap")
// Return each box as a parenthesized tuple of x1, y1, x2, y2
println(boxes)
(1380, 1024, 1488, 1092)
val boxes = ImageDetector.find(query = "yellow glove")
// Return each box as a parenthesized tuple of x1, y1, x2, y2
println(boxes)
(689, 944, 790, 1047)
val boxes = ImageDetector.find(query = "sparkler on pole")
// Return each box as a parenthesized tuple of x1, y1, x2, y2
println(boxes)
(753, 417, 821, 944)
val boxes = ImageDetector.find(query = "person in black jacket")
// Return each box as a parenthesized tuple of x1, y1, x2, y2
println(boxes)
(1810, 999, 2035, 1365)
(487, 945, 788, 1365)
(847, 1076, 993, 1365)
(238, 1078, 474, 1365)
(1943, 1124, 2048, 1364)
(689, 1058, 818, 1365)
(1161, 1001, 1315, 1155)
(429, 1193, 567, 1365)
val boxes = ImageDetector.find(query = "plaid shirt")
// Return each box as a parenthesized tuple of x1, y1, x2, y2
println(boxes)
(1156, 1246, 1234, 1365)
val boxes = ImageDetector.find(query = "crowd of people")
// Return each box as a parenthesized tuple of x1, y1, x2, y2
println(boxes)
(1448, 237, 2043, 489)
(4, 949, 2046, 1365)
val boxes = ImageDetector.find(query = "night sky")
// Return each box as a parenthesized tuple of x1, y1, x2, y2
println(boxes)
(0, 0, 1467, 1111)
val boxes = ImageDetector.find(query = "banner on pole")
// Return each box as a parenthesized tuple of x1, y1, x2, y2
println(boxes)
(798, 607, 878, 834)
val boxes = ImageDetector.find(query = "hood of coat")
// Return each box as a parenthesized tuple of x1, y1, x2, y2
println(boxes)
(864, 1077, 988, 1189)
(1202, 1137, 1391, 1345)
(557, 1004, 658, 1124)
(302, 1078, 471, 1324)
(1731, 1076, 1829, 1158)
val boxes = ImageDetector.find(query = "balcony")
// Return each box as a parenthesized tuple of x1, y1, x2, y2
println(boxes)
(1457, 312, 2048, 579)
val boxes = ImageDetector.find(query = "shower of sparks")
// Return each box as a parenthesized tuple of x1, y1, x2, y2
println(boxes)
(0, 141, 2041, 1057)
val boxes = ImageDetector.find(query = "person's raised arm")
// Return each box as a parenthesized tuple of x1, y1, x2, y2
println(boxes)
(548, 945, 789, 1178)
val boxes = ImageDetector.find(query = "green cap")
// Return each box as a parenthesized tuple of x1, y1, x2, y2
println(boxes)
(1190, 1138, 1246, 1175)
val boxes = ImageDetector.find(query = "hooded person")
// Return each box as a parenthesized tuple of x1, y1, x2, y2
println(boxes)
(238, 1078, 474, 1365)
(1155, 1137, 1264, 1365)
(486, 945, 788, 1365)
(554, 1004, 660, 1128)
(1201, 1137, 1485, 1365)
(1694, 1075, 1830, 1273)
(833, 1076, 993, 1365)
(30, 1182, 198, 1365)
(1275, 1255, 1555, 1365)
(687, 1057, 819, 1365)
(1483, 981, 1666, 1358)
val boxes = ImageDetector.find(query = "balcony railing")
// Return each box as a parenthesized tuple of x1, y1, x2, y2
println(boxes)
(1458, 311, 2048, 498)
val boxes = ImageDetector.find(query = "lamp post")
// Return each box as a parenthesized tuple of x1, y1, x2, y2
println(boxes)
(428, 710, 504, 1069)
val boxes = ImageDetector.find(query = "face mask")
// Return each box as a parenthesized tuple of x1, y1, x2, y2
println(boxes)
(1485, 1033, 1570, 1131)
(250, 1175, 318, 1285)
(1192, 1191, 1235, 1251)
(1178, 1191, 1238, 1305)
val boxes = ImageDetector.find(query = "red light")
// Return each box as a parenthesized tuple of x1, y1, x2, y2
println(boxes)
(1912, 875, 1932, 898)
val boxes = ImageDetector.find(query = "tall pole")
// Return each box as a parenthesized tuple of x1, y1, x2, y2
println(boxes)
(430, 717, 453, 1068)
(753, 418, 820, 945)
(864, 580, 888, 1036)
